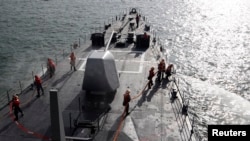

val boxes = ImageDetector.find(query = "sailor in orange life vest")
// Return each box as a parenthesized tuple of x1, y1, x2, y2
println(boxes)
(70, 52, 77, 71)
(34, 75, 44, 97)
(157, 59, 166, 82)
(47, 58, 56, 78)
(12, 95, 24, 121)
(123, 88, 131, 116)
(148, 67, 155, 89)
(143, 32, 149, 39)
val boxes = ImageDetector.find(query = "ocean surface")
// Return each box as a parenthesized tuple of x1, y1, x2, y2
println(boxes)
(0, 0, 250, 140)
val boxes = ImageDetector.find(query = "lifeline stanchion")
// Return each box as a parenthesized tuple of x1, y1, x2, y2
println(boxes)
(79, 38, 80, 48)
(69, 113, 72, 129)
(41, 64, 44, 76)
(19, 80, 22, 94)
(62, 49, 65, 59)
(32, 71, 34, 82)
(84, 34, 87, 43)
(78, 97, 81, 112)
(6, 90, 10, 104)
(55, 55, 57, 65)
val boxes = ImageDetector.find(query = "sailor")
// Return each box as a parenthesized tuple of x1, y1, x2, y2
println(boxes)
(165, 64, 174, 80)
(123, 88, 131, 116)
(34, 75, 44, 97)
(47, 58, 56, 78)
(143, 32, 149, 39)
(161, 59, 166, 78)
(136, 14, 140, 28)
(147, 67, 155, 89)
(157, 59, 165, 82)
(70, 52, 77, 71)
(12, 95, 24, 121)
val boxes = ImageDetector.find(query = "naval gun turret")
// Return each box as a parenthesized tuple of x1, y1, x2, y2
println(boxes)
(82, 50, 120, 93)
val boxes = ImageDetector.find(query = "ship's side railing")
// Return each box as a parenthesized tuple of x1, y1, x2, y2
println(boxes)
(0, 8, 130, 111)
(140, 8, 203, 140)
(169, 76, 203, 141)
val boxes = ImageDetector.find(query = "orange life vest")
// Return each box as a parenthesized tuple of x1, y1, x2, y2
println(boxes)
(35, 75, 42, 85)
(123, 93, 131, 106)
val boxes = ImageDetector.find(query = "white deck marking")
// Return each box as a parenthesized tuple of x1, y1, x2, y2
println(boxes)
(78, 59, 86, 71)
(138, 52, 145, 73)
(77, 51, 150, 73)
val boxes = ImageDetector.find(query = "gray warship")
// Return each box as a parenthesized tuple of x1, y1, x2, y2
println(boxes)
(0, 8, 200, 141)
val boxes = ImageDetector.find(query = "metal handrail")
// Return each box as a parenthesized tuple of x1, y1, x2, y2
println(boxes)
(0, 31, 92, 111)
(172, 76, 201, 141)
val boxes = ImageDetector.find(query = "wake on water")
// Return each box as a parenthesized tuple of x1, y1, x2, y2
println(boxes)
(177, 74, 250, 139)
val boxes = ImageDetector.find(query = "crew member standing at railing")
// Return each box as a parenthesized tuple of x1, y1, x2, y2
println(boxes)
(12, 95, 24, 121)
(70, 52, 77, 71)
(136, 14, 140, 28)
(123, 88, 131, 116)
(162, 59, 166, 77)
(165, 64, 174, 81)
(47, 58, 56, 78)
(147, 67, 155, 89)
(34, 75, 44, 97)
(157, 59, 165, 82)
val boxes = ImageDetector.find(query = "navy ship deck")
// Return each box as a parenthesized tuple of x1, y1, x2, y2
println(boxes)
(0, 9, 197, 141)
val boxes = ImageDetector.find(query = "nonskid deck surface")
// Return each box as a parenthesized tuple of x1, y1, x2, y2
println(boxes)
(0, 11, 186, 141)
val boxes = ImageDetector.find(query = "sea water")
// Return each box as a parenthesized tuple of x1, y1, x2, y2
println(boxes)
(0, 0, 249, 140)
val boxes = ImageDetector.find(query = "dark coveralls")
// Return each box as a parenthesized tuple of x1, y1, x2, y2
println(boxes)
(123, 92, 131, 115)
(148, 68, 155, 89)
(165, 64, 173, 80)
(136, 14, 139, 28)
(47, 59, 56, 78)
(157, 61, 165, 82)
(12, 97, 23, 121)
(35, 75, 44, 97)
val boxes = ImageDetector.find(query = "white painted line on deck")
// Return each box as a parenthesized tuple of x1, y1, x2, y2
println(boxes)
(78, 59, 86, 71)
(77, 57, 154, 63)
(77, 51, 151, 73)
(108, 50, 144, 53)
(138, 53, 145, 73)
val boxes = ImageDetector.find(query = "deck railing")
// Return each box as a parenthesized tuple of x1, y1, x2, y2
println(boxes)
(0, 8, 204, 141)
(169, 76, 203, 141)
(0, 32, 92, 111)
